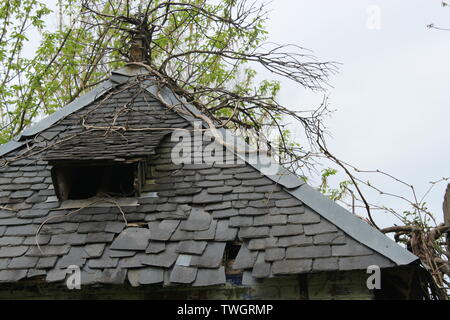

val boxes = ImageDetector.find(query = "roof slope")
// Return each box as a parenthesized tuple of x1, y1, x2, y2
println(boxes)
(0, 66, 417, 286)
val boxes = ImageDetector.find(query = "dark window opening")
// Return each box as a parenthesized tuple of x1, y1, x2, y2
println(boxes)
(51, 160, 146, 200)
(223, 242, 243, 276)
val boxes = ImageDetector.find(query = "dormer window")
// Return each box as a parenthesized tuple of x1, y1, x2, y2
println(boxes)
(50, 159, 147, 201)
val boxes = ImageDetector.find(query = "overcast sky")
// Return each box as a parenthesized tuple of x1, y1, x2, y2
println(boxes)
(251, 0, 450, 227)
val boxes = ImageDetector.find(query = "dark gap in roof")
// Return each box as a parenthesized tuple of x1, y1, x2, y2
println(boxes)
(51, 161, 141, 200)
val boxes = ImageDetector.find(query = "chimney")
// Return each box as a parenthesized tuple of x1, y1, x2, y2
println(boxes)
(129, 33, 148, 63)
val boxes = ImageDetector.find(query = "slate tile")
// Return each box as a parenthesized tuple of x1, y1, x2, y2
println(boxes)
(0, 236, 25, 246)
(286, 245, 331, 259)
(119, 253, 145, 268)
(192, 190, 223, 204)
(229, 216, 253, 227)
(252, 252, 271, 278)
(304, 220, 338, 235)
(278, 235, 313, 248)
(0, 246, 29, 258)
(192, 267, 226, 287)
(181, 208, 212, 231)
(87, 252, 118, 269)
(110, 227, 151, 251)
(26, 245, 69, 257)
(78, 222, 107, 233)
(56, 247, 86, 268)
(211, 208, 238, 219)
(36, 256, 58, 269)
(169, 265, 197, 284)
(204, 202, 232, 211)
(241, 178, 272, 186)
(194, 219, 217, 240)
(176, 240, 207, 255)
(0, 269, 28, 282)
(108, 249, 136, 258)
(146, 241, 166, 254)
(253, 215, 287, 226)
(265, 248, 285, 262)
(207, 186, 233, 194)
(148, 220, 180, 241)
(127, 269, 140, 287)
(215, 220, 237, 241)
(238, 226, 269, 239)
(190, 242, 226, 268)
(0, 258, 10, 270)
(272, 259, 312, 275)
(271, 225, 304, 237)
(45, 269, 67, 283)
(85, 232, 115, 243)
(312, 257, 339, 271)
(141, 243, 178, 268)
(139, 267, 164, 284)
(332, 237, 373, 257)
(83, 244, 106, 258)
(248, 237, 277, 250)
(8, 256, 39, 269)
(314, 232, 346, 245)
(339, 254, 395, 271)
(233, 243, 257, 269)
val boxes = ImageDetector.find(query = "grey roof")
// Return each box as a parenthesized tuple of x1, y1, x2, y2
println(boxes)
(0, 65, 417, 287)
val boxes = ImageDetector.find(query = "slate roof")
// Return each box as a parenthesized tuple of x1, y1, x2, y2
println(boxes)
(0, 66, 417, 287)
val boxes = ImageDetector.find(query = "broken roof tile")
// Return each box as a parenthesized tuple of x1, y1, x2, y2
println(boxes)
(190, 242, 226, 269)
(110, 227, 151, 250)
(176, 240, 207, 255)
(169, 265, 197, 284)
(180, 207, 212, 231)
(192, 267, 226, 287)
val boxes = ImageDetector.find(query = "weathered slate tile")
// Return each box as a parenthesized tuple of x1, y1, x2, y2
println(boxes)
(45, 269, 67, 283)
(141, 243, 178, 268)
(229, 216, 253, 227)
(278, 235, 313, 248)
(194, 219, 217, 240)
(192, 267, 226, 287)
(148, 220, 180, 241)
(312, 257, 339, 271)
(339, 254, 395, 271)
(36, 256, 58, 269)
(332, 237, 374, 257)
(265, 248, 285, 262)
(304, 220, 337, 235)
(108, 249, 136, 258)
(87, 252, 118, 269)
(233, 243, 257, 269)
(110, 227, 151, 250)
(176, 240, 207, 255)
(239, 207, 268, 216)
(0, 246, 29, 258)
(215, 220, 237, 241)
(211, 208, 238, 219)
(83, 244, 105, 258)
(192, 190, 223, 204)
(0, 269, 28, 282)
(0, 258, 10, 270)
(190, 242, 226, 268)
(138, 267, 164, 284)
(272, 259, 312, 275)
(204, 202, 232, 211)
(287, 209, 320, 224)
(275, 198, 303, 208)
(0, 236, 24, 246)
(8, 256, 39, 269)
(78, 222, 106, 233)
(146, 241, 166, 254)
(286, 245, 331, 259)
(252, 252, 271, 278)
(85, 232, 115, 243)
(314, 232, 346, 245)
(169, 265, 197, 284)
(271, 224, 304, 237)
(253, 215, 287, 226)
(181, 208, 212, 231)
(119, 253, 145, 268)
(248, 237, 277, 250)
(238, 226, 269, 239)
(56, 247, 86, 268)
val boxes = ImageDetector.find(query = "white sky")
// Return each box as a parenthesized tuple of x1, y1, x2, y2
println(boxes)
(253, 0, 450, 228)
(26, 0, 450, 228)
